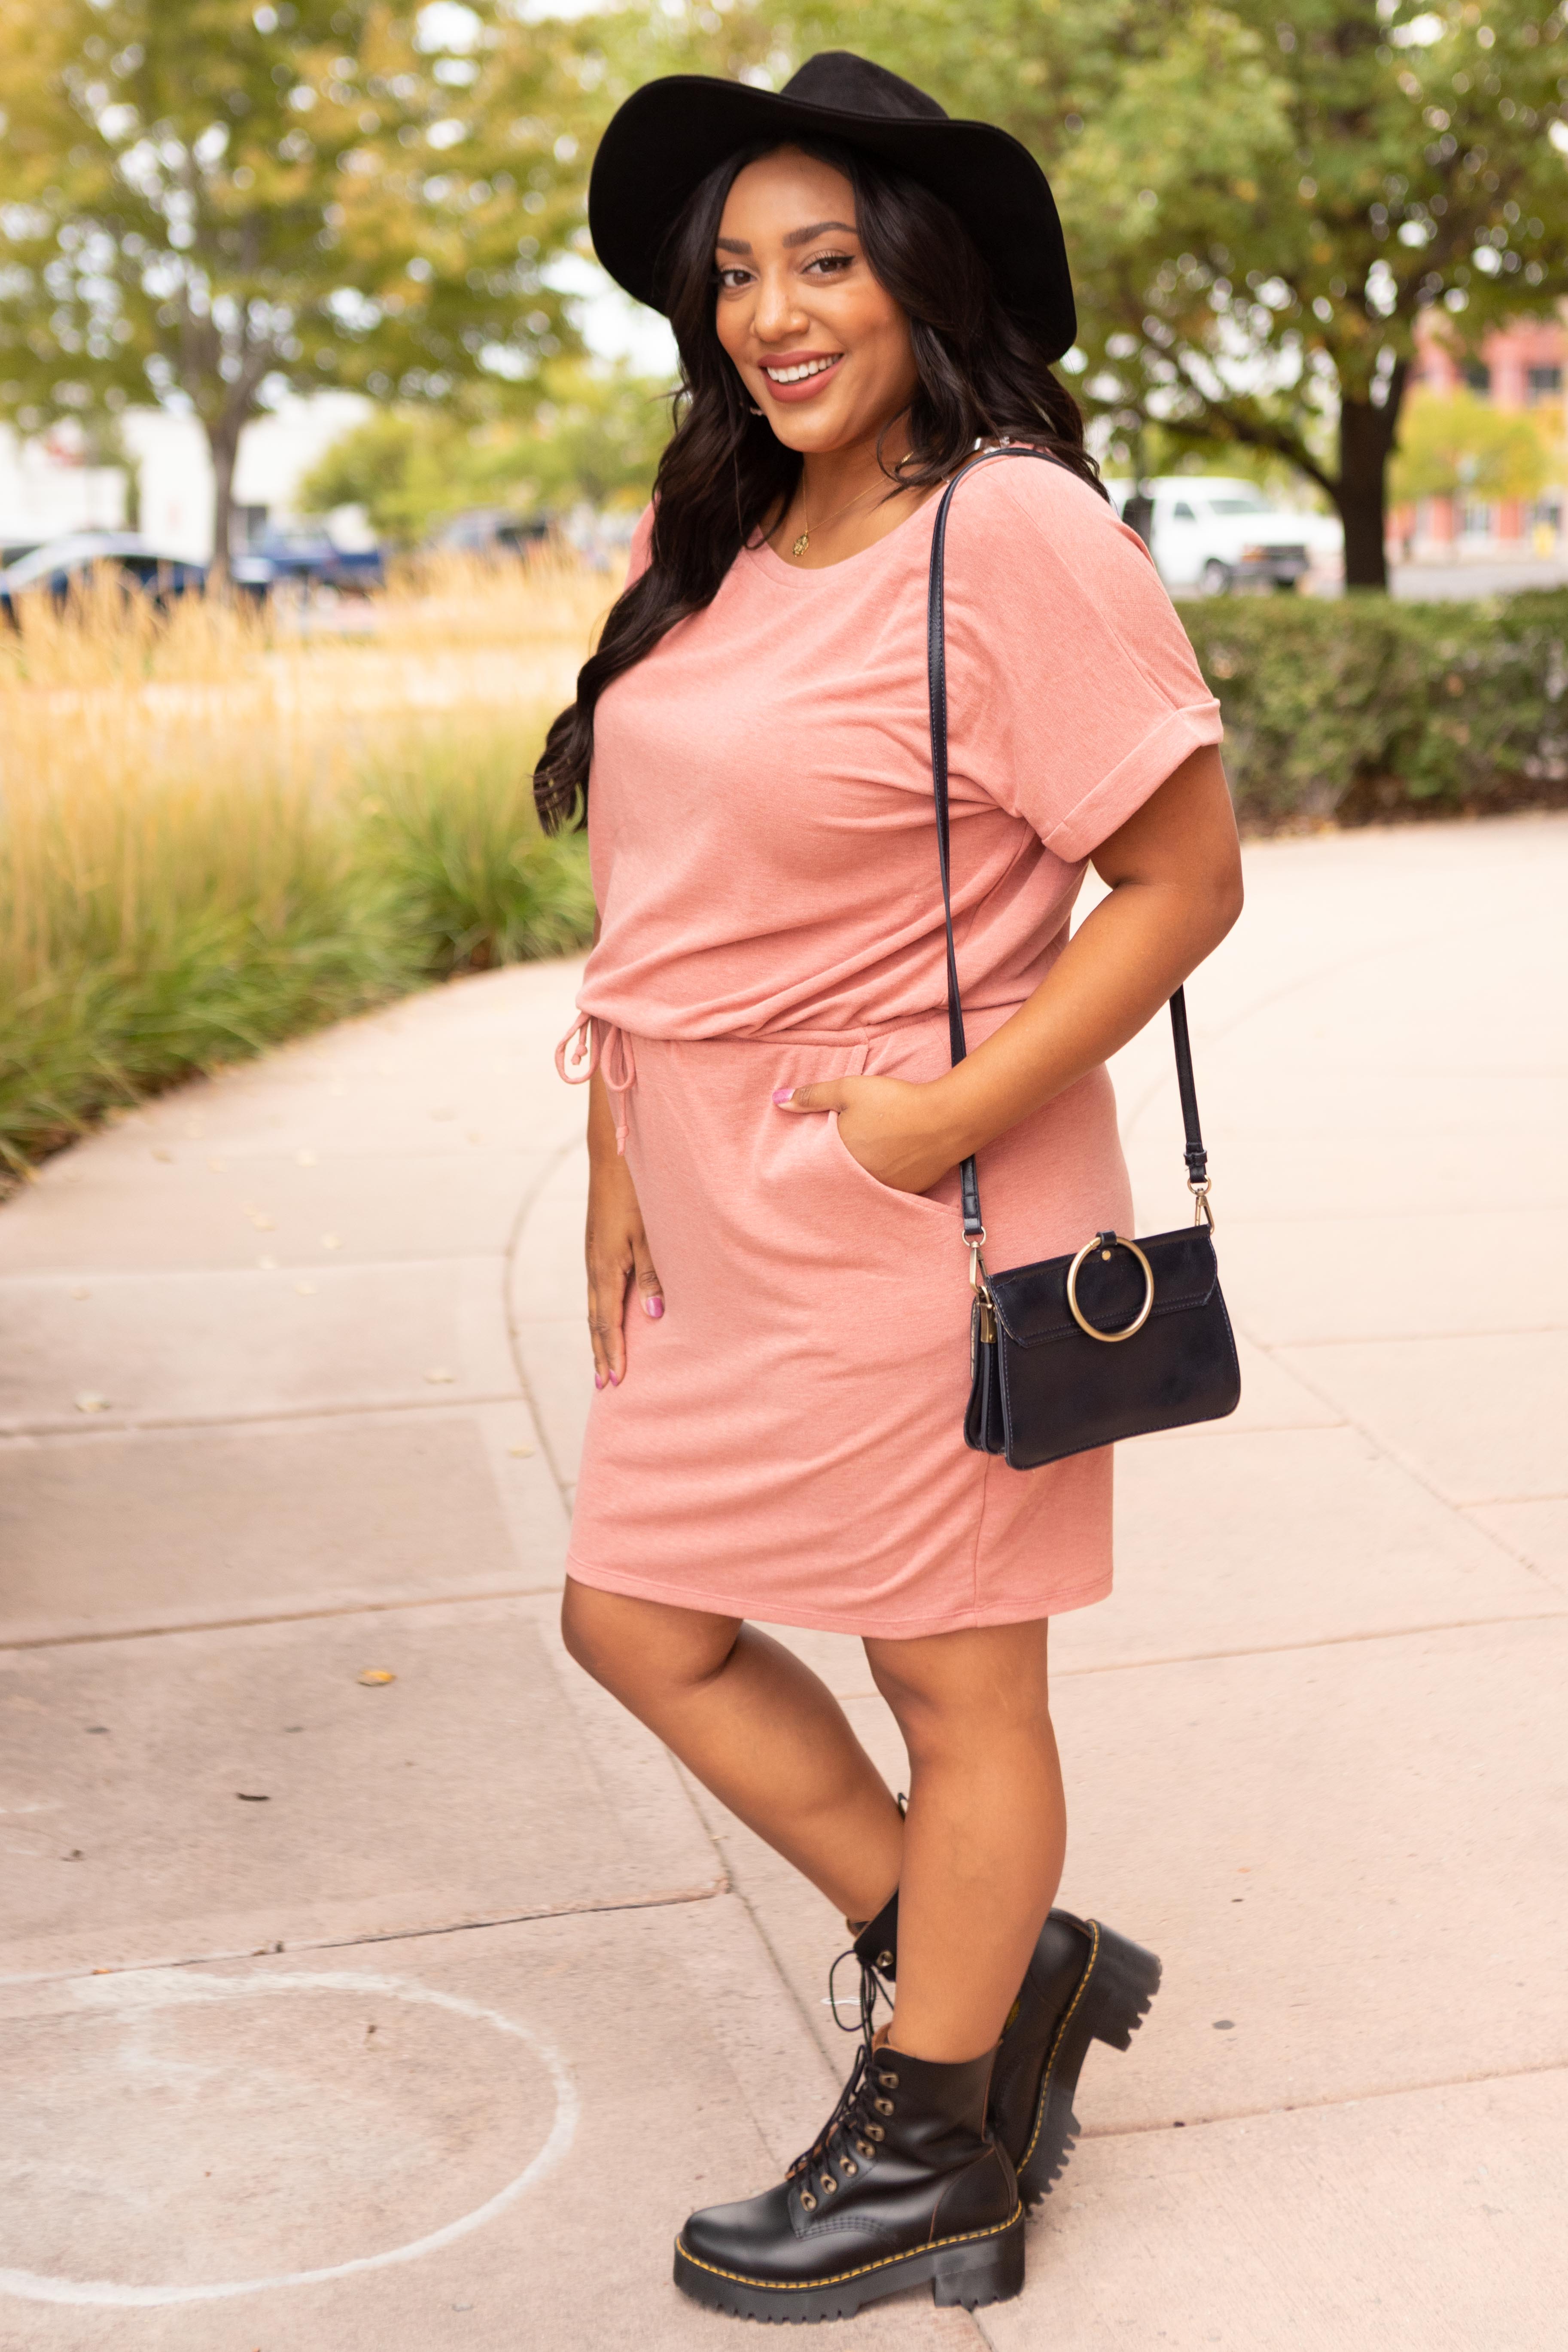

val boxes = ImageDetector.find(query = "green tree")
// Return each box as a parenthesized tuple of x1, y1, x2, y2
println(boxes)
(297, 359, 666, 540)
(296, 403, 471, 542)
(0, 0, 595, 570)
(649, 0, 1568, 587)
(1388, 384, 1557, 501)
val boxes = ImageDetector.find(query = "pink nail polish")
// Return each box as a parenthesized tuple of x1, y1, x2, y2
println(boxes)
(645, 1295, 664, 1319)
(608, 1369, 621, 1386)
(772, 1087, 793, 1106)
(594, 1372, 605, 1390)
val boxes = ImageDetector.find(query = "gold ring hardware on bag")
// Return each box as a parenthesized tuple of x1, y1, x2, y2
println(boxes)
(1189, 1178, 1215, 1231)
(1066, 1234, 1155, 1344)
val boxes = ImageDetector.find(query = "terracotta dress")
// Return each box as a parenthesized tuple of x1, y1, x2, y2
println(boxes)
(556, 458, 1221, 1637)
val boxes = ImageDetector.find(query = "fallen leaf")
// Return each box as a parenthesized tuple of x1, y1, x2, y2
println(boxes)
(235, 1791, 271, 1802)
(358, 1668, 396, 1687)
(424, 1367, 455, 1385)
(508, 1442, 535, 1457)
(74, 1392, 110, 1414)
(152, 1146, 173, 1163)
(249, 1213, 275, 1231)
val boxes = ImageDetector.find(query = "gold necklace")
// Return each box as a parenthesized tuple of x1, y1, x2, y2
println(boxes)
(790, 478, 883, 560)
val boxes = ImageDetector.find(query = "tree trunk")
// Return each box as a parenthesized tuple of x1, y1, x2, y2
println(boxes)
(206, 419, 242, 585)
(1335, 365, 1408, 592)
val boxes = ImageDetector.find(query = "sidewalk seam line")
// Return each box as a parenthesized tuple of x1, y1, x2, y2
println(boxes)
(0, 1390, 524, 1440)
(1231, 1308, 1568, 1603)
(1049, 1607, 1568, 1677)
(0, 1880, 732, 1989)
(0, 1584, 567, 1651)
(1081, 2054, 1568, 2140)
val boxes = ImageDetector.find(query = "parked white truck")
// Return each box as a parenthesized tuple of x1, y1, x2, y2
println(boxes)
(1112, 476, 1343, 594)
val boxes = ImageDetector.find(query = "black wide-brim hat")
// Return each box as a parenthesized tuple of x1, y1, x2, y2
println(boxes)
(588, 49, 1076, 363)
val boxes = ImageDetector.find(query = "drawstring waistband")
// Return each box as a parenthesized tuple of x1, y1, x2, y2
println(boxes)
(555, 1015, 638, 1153)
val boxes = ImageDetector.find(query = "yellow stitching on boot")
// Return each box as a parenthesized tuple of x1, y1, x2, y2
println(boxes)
(1019, 1916, 1100, 2170)
(674, 2205, 1023, 2293)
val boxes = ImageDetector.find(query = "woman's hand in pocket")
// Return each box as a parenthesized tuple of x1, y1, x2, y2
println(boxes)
(773, 1073, 960, 1195)
(585, 1072, 663, 1387)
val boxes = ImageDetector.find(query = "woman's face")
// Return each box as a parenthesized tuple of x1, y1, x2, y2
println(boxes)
(712, 148, 919, 456)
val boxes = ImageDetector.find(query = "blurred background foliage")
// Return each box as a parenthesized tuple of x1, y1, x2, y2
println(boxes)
(6, 0, 1568, 578)
(297, 361, 670, 542)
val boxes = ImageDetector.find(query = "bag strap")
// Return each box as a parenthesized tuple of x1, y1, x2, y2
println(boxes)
(925, 443, 1214, 1238)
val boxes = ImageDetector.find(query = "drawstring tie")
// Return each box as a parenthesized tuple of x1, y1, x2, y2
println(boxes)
(555, 1014, 637, 1154)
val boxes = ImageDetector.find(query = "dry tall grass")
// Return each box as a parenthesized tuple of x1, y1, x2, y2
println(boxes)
(0, 555, 604, 1175)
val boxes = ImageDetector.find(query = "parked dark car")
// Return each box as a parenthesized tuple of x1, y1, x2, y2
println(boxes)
(427, 506, 551, 558)
(0, 532, 207, 622)
(231, 530, 384, 597)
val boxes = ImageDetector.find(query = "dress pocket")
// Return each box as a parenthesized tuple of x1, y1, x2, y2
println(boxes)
(825, 1112, 951, 1220)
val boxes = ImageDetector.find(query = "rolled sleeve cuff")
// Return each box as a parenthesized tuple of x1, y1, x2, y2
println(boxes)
(1043, 698, 1225, 865)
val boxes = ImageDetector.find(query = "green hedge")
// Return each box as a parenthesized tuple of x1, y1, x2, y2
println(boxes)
(1178, 589, 1568, 830)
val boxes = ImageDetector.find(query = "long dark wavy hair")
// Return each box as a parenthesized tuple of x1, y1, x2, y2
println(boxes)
(532, 136, 1103, 833)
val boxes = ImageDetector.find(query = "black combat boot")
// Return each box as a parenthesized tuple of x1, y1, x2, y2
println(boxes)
(849, 1894, 1161, 2205)
(673, 2039, 1023, 2322)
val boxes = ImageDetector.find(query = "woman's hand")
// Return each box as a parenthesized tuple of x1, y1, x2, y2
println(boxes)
(780, 746, 1244, 1189)
(773, 1074, 961, 1196)
(585, 1071, 663, 1387)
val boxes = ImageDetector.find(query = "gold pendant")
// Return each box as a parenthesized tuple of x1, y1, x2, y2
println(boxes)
(792, 530, 810, 558)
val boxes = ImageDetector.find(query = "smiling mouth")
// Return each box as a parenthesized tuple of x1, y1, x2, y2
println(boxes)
(762, 355, 843, 385)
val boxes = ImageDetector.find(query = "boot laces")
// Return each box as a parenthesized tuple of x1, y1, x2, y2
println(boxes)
(788, 1945, 898, 2209)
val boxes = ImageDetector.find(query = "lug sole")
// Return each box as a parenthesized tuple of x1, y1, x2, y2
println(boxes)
(673, 2208, 1024, 2323)
(1015, 1918, 1162, 2207)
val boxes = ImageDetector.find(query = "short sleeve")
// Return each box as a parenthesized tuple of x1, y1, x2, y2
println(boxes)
(942, 461, 1223, 863)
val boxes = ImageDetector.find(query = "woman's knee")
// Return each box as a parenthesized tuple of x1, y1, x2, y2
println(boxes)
(560, 1578, 740, 1702)
(865, 1621, 1052, 1755)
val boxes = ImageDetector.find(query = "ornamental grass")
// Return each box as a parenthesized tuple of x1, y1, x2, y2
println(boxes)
(0, 555, 603, 1178)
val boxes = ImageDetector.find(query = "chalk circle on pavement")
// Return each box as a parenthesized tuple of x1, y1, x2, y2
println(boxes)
(0, 1968, 579, 2308)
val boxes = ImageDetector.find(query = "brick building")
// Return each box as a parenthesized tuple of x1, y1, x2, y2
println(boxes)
(1393, 309, 1565, 561)
(1394, 310, 1566, 559)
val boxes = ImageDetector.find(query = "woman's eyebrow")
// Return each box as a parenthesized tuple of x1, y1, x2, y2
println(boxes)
(783, 219, 856, 247)
(713, 220, 858, 256)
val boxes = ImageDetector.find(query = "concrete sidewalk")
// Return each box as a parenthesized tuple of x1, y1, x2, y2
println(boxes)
(2, 816, 1565, 2348)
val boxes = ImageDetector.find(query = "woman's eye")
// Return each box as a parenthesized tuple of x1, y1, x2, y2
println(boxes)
(716, 266, 754, 292)
(804, 251, 853, 276)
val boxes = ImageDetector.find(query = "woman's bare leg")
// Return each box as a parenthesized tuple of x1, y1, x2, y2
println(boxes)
(865, 1618, 1064, 2063)
(561, 1577, 903, 1921)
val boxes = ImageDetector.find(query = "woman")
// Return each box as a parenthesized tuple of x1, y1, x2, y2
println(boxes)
(538, 51, 1242, 2323)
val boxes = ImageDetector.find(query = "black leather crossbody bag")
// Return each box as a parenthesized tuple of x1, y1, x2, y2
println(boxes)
(928, 446, 1242, 1470)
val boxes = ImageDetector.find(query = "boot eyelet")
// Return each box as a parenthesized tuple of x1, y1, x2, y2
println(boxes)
(874, 2096, 894, 2115)
(877, 2070, 898, 2089)
(842, 2159, 857, 2175)
(865, 2122, 885, 2141)
(855, 2139, 874, 2159)
(877, 1949, 893, 1969)
(821, 2174, 837, 2194)
(800, 2191, 817, 2211)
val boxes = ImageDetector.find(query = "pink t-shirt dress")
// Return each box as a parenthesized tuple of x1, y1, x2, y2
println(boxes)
(557, 455, 1222, 1637)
